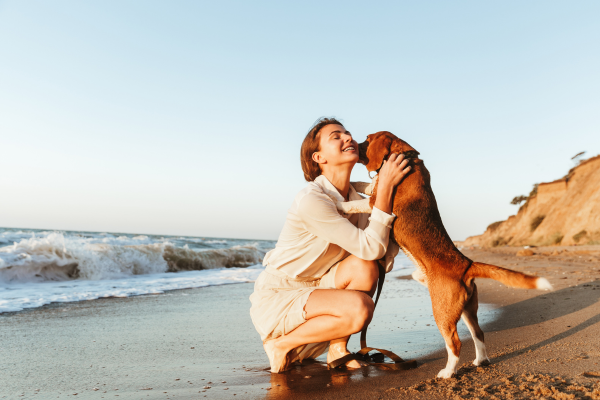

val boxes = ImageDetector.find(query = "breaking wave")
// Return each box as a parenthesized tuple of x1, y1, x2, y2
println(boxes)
(0, 232, 267, 284)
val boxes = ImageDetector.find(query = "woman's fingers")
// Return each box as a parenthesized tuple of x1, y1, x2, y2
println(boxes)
(391, 155, 411, 182)
(378, 153, 412, 188)
(388, 154, 408, 173)
(388, 153, 405, 165)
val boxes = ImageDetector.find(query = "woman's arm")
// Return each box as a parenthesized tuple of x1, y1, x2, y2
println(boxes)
(298, 192, 394, 261)
(374, 153, 411, 214)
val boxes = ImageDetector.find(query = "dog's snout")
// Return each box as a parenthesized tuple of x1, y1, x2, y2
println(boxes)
(358, 140, 369, 165)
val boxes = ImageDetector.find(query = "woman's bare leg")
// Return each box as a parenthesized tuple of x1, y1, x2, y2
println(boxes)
(265, 288, 374, 372)
(327, 255, 379, 367)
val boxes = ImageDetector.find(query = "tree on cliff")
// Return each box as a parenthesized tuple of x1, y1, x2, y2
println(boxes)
(510, 196, 527, 205)
(510, 184, 539, 206)
(571, 151, 586, 165)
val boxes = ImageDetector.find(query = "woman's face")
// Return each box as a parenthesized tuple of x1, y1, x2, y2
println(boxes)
(312, 124, 359, 169)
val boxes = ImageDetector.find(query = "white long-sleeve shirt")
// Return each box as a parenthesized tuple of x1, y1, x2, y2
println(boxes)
(263, 175, 399, 278)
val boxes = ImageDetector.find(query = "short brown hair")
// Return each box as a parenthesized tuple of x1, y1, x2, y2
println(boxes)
(300, 117, 344, 181)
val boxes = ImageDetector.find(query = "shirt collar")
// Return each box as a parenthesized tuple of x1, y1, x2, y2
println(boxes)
(314, 175, 363, 203)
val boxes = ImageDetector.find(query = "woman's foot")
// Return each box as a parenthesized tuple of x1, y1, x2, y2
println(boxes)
(263, 339, 290, 373)
(327, 340, 366, 369)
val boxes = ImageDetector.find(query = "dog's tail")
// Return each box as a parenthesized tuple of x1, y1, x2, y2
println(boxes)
(466, 262, 553, 290)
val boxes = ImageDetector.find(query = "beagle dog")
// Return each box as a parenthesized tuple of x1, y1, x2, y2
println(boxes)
(339, 131, 552, 378)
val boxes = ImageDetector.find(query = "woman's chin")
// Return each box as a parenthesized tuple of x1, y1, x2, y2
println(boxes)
(341, 153, 359, 162)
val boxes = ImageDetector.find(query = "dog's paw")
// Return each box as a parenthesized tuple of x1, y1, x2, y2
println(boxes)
(436, 368, 455, 379)
(473, 358, 490, 367)
(411, 270, 428, 287)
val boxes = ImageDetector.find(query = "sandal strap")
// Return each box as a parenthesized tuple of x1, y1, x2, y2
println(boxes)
(358, 346, 405, 363)
(327, 353, 363, 369)
(358, 347, 417, 370)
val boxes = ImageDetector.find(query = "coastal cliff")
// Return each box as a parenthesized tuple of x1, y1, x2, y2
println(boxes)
(463, 155, 600, 247)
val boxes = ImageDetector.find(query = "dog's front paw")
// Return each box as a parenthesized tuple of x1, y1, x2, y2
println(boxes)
(473, 358, 490, 367)
(436, 368, 455, 379)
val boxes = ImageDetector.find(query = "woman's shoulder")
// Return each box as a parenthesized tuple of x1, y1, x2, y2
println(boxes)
(293, 177, 336, 214)
(295, 179, 328, 203)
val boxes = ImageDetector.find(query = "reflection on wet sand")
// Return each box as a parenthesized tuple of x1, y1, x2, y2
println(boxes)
(266, 359, 400, 399)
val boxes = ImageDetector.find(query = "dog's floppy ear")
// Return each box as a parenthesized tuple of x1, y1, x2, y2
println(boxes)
(365, 133, 392, 172)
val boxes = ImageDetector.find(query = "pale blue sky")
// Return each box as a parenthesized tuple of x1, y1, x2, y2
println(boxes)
(1, 1, 599, 240)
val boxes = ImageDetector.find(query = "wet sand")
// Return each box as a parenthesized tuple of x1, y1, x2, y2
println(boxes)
(1, 246, 599, 399)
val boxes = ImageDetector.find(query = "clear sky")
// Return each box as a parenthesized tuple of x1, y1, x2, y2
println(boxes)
(1, 1, 599, 241)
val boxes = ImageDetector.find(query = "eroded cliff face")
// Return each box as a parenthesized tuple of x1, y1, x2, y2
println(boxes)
(463, 155, 600, 247)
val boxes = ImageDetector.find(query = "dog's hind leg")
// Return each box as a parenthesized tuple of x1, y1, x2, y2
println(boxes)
(461, 283, 490, 366)
(430, 281, 468, 379)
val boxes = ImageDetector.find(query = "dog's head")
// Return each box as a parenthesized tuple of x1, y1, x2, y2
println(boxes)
(358, 131, 420, 172)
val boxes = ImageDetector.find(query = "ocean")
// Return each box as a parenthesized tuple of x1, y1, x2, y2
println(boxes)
(0, 227, 417, 314)
(0, 227, 274, 313)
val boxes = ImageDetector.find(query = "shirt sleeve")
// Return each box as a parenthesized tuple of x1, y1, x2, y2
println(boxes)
(297, 192, 395, 261)
(380, 239, 401, 273)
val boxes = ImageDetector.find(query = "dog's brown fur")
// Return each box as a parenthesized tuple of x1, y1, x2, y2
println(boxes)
(358, 131, 551, 378)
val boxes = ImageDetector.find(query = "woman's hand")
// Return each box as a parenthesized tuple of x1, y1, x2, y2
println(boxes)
(378, 153, 411, 188)
(374, 153, 411, 214)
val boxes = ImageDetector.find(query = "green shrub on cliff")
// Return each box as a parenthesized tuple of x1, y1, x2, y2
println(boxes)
(487, 221, 504, 232)
(572, 230, 588, 243)
(530, 215, 545, 232)
(550, 232, 563, 245)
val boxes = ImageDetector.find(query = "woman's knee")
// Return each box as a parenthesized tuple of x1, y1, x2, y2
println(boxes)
(345, 256, 379, 282)
(345, 292, 374, 332)
(359, 259, 379, 282)
(335, 256, 380, 294)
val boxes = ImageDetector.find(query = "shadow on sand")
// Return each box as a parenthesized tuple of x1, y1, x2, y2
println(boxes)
(481, 279, 600, 363)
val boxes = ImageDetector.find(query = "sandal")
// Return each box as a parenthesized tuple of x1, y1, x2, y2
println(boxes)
(327, 353, 365, 369)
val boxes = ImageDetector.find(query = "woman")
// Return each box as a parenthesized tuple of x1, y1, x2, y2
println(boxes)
(250, 117, 411, 372)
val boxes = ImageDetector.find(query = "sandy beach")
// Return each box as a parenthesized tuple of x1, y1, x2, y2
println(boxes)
(2, 246, 599, 399)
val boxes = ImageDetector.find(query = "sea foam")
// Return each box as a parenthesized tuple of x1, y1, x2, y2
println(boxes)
(0, 232, 265, 283)
(0, 265, 265, 313)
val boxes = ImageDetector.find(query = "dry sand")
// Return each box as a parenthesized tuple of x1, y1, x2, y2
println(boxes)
(1, 246, 599, 399)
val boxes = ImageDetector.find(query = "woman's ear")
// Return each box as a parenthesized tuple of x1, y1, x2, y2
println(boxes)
(312, 152, 326, 165)
(365, 135, 392, 172)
